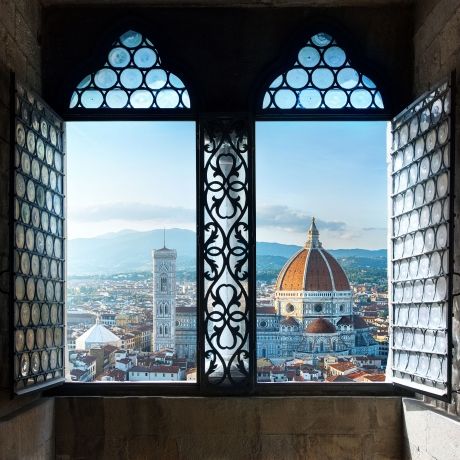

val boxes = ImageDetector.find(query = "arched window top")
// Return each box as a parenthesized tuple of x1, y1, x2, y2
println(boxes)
(70, 30, 190, 110)
(262, 32, 384, 111)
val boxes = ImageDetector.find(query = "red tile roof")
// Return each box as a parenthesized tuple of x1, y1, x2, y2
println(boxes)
(328, 362, 357, 372)
(353, 315, 370, 329)
(306, 318, 336, 334)
(281, 316, 299, 327)
(326, 375, 354, 382)
(362, 374, 386, 382)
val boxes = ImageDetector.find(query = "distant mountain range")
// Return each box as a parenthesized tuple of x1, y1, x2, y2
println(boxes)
(68, 228, 387, 278)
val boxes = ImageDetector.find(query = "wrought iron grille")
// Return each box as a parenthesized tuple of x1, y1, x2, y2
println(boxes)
(261, 32, 384, 111)
(12, 79, 66, 394)
(199, 116, 254, 390)
(69, 30, 190, 110)
(389, 77, 453, 399)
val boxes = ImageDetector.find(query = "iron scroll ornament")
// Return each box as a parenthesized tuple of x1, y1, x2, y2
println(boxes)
(200, 118, 253, 388)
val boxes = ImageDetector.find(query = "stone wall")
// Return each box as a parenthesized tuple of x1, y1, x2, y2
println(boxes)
(402, 0, 460, 457)
(0, 3, 55, 459)
(0, 398, 55, 459)
(55, 396, 403, 459)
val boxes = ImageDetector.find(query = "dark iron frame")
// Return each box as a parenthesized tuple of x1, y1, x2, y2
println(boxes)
(388, 74, 456, 403)
(10, 73, 67, 396)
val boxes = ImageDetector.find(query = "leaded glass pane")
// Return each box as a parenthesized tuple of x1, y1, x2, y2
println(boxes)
(70, 30, 190, 110)
(389, 78, 453, 398)
(13, 80, 66, 394)
(199, 117, 253, 390)
(262, 32, 384, 111)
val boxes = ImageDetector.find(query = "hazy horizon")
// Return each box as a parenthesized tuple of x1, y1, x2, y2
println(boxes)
(68, 226, 387, 251)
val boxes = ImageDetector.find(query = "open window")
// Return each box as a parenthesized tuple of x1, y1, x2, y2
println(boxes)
(11, 29, 196, 393)
(10, 24, 455, 399)
(255, 30, 455, 398)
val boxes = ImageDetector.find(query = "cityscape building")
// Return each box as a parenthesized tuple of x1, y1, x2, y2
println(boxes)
(257, 218, 379, 360)
(152, 242, 177, 351)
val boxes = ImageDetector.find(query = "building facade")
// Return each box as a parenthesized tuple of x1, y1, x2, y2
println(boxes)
(175, 307, 197, 360)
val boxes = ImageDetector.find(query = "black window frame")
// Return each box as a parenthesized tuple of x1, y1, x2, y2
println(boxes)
(40, 23, 420, 398)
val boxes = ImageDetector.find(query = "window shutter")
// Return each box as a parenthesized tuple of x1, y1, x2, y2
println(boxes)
(388, 76, 454, 399)
(12, 77, 66, 394)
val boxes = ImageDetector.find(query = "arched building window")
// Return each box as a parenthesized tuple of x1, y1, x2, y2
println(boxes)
(160, 275, 167, 293)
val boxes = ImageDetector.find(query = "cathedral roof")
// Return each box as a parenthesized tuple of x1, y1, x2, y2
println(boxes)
(76, 323, 121, 347)
(353, 315, 369, 329)
(305, 318, 337, 334)
(337, 316, 353, 326)
(280, 316, 299, 327)
(275, 218, 350, 292)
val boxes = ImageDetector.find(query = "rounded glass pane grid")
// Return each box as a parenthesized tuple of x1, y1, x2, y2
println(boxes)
(134, 48, 157, 68)
(298, 46, 320, 67)
(311, 68, 334, 89)
(106, 90, 128, 108)
(262, 32, 384, 111)
(70, 31, 191, 110)
(94, 68, 117, 89)
(324, 46, 346, 67)
(286, 68, 309, 88)
(120, 69, 143, 89)
(274, 89, 297, 109)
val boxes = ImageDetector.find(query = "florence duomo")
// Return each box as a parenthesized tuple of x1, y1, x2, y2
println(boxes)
(257, 218, 378, 360)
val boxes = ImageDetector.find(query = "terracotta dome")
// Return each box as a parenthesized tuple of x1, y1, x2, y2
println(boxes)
(275, 218, 351, 292)
(306, 318, 337, 334)
(353, 315, 369, 329)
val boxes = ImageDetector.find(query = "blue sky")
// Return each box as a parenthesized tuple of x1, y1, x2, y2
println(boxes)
(67, 121, 387, 248)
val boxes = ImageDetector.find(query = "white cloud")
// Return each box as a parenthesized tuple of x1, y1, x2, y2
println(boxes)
(257, 205, 346, 233)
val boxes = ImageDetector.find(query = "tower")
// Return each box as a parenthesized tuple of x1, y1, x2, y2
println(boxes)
(152, 236, 177, 352)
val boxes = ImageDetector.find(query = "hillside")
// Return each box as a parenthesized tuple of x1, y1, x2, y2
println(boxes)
(68, 228, 387, 285)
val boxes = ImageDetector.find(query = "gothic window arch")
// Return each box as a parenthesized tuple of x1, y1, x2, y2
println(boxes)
(69, 30, 191, 111)
(160, 275, 167, 293)
(260, 31, 384, 113)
